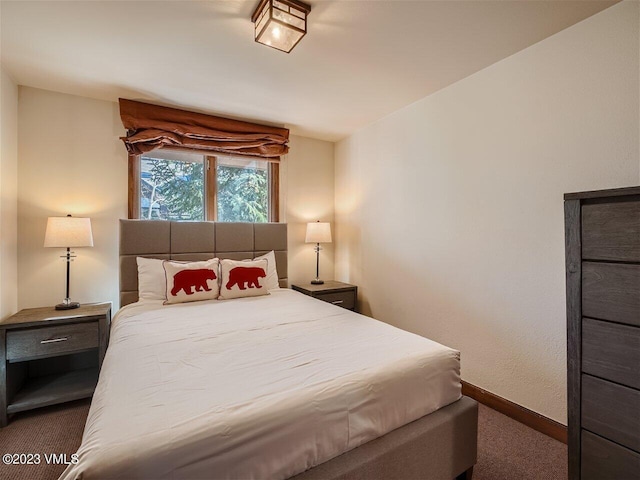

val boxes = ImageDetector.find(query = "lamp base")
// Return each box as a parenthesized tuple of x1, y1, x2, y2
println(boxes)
(311, 279, 325, 285)
(55, 302, 80, 311)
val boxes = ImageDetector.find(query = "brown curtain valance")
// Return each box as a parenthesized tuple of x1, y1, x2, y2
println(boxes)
(119, 98, 289, 159)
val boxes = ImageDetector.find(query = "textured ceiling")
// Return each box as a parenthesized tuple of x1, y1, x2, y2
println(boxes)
(0, 0, 617, 141)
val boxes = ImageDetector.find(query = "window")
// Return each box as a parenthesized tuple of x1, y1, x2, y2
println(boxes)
(129, 150, 279, 222)
(140, 151, 205, 221)
(215, 156, 269, 222)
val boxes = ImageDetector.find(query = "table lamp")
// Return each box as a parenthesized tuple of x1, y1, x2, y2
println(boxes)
(44, 215, 94, 310)
(305, 221, 331, 285)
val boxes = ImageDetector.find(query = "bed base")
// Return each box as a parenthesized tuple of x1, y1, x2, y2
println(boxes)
(291, 396, 478, 480)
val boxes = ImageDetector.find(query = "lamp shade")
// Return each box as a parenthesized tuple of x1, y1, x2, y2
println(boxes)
(44, 216, 94, 248)
(305, 222, 331, 244)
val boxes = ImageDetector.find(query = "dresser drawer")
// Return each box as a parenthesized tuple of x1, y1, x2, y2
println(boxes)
(582, 200, 640, 262)
(582, 430, 640, 480)
(7, 322, 99, 362)
(583, 318, 640, 390)
(315, 291, 356, 310)
(582, 374, 640, 452)
(582, 262, 640, 327)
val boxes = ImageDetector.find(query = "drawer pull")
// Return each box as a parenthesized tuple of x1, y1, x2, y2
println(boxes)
(331, 300, 344, 305)
(40, 337, 69, 344)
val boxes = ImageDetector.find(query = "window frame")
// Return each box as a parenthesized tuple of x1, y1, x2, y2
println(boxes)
(128, 153, 280, 222)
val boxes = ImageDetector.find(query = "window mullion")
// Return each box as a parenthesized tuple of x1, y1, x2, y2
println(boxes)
(206, 156, 218, 221)
(269, 162, 280, 222)
(128, 154, 141, 219)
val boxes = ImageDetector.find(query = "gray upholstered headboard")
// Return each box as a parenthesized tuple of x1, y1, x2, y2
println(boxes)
(119, 220, 288, 307)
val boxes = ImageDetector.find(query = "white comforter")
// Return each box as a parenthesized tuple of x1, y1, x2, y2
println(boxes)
(61, 289, 461, 479)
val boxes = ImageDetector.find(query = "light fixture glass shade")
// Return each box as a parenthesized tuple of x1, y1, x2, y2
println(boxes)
(305, 222, 332, 244)
(44, 216, 94, 248)
(252, 0, 311, 53)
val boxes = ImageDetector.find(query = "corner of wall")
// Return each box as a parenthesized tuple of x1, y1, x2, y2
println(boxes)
(0, 65, 19, 320)
(332, 1, 639, 423)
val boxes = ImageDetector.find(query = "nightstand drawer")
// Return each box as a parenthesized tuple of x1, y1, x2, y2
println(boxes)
(7, 322, 99, 362)
(292, 282, 358, 312)
(315, 291, 355, 310)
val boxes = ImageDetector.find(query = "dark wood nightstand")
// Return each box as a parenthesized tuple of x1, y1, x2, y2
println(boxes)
(292, 281, 358, 311)
(0, 303, 111, 427)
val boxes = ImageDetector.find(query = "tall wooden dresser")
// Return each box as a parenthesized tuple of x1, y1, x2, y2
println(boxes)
(564, 186, 640, 479)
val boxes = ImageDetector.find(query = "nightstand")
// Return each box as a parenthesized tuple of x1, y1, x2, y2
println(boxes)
(0, 303, 111, 427)
(292, 281, 358, 311)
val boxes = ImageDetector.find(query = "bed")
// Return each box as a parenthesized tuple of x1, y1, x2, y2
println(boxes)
(61, 220, 477, 480)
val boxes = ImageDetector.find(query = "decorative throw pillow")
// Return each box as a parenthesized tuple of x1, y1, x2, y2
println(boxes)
(137, 257, 167, 301)
(163, 258, 220, 305)
(218, 258, 269, 300)
(253, 251, 280, 290)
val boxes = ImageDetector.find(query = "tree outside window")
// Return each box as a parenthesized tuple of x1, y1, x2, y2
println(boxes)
(216, 157, 268, 223)
(137, 151, 276, 222)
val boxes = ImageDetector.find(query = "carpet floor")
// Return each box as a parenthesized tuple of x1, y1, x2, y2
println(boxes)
(0, 400, 566, 480)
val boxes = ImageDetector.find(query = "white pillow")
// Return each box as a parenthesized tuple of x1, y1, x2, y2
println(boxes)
(137, 257, 167, 301)
(253, 251, 280, 290)
(163, 258, 220, 305)
(219, 258, 269, 300)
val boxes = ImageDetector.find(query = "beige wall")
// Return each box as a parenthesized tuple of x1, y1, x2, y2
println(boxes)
(16, 88, 334, 309)
(282, 135, 335, 286)
(334, 1, 639, 424)
(18, 88, 128, 310)
(0, 66, 19, 320)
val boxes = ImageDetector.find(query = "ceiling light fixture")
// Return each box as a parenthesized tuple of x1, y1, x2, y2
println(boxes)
(252, 0, 311, 54)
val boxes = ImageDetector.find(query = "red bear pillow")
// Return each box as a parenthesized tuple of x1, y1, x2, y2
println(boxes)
(218, 258, 269, 300)
(163, 258, 220, 305)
